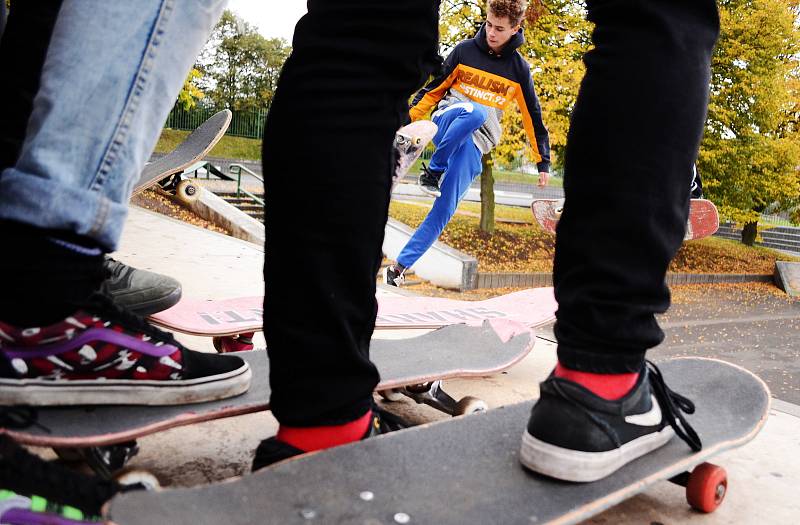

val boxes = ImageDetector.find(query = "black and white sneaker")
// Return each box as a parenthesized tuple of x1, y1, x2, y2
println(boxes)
(383, 265, 405, 287)
(520, 361, 701, 482)
(418, 163, 443, 198)
(251, 405, 408, 471)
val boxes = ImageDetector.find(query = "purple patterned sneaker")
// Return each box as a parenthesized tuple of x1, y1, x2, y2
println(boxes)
(0, 293, 251, 406)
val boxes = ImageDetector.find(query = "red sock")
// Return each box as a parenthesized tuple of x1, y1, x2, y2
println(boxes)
(554, 363, 639, 401)
(276, 410, 373, 452)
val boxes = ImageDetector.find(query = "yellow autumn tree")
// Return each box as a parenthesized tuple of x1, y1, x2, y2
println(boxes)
(701, 0, 800, 244)
(177, 68, 205, 110)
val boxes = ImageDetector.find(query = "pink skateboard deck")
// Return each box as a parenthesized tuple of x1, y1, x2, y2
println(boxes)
(532, 198, 719, 240)
(149, 288, 557, 337)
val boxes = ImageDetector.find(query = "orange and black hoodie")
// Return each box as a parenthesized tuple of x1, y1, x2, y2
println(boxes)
(409, 24, 551, 173)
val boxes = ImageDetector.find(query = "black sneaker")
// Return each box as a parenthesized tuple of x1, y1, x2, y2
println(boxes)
(0, 434, 140, 517)
(383, 264, 405, 287)
(101, 257, 182, 316)
(251, 406, 408, 471)
(418, 163, 443, 197)
(520, 361, 701, 482)
(0, 292, 251, 406)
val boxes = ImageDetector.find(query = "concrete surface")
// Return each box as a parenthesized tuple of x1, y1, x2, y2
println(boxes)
(109, 207, 800, 523)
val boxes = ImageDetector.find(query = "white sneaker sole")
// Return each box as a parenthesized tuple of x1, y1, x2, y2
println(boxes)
(0, 362, 252, 406)
(519, 426, 675, 482)
(419, 185, 441, 198)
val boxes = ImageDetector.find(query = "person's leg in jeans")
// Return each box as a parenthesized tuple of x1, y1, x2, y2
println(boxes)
(0, 0, 249, 407)
(253, 0, 441, 470)
(392, 102, 486, 274)
(0, 0, 180, 317)
(521, 0, 720, 481)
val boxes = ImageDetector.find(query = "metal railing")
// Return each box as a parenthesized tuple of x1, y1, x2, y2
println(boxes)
(229, 163, 264, 206)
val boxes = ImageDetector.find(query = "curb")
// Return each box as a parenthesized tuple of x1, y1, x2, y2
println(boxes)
(474, 271, 774, 290)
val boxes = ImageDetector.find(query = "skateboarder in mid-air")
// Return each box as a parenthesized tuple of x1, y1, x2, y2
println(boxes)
(384, 0, 551, 287)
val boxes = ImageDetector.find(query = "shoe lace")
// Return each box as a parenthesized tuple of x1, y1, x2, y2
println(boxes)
(0, 435, 128, 516)
(420, 163, 438, 182)
(80, 292, 185, 350)
(646, 360, 702, 452)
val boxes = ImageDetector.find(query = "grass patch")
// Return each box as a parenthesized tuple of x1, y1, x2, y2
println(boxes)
(388, 201, 800, 274)
(155, 129, 262, 160)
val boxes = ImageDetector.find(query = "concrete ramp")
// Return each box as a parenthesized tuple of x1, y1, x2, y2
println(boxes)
(774, 261, 800, 297)
(383, 218, 478, 290)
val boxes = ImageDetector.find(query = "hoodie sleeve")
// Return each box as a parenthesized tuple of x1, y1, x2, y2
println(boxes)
(515, 61, 551, 173)
(409, 45, 461, 121)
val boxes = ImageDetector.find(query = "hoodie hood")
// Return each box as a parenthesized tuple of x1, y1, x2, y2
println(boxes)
(474, 23, 525, 58)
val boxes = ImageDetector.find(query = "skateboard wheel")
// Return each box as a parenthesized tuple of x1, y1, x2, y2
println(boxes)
(176, 179, 199, 204)
(686, 462, 727, 513)
(454, 396, 488, 416)
(378, 389, 404, 402)
(114, 468, 161, 491)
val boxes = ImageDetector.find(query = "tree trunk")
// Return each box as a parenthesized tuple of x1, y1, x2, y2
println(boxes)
(479, 153, 495, 233)
(741, 221, 758, 246)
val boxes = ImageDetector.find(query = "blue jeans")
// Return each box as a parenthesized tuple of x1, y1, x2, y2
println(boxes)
(0, 0, 227, 250)
(397, 101, 486, 269)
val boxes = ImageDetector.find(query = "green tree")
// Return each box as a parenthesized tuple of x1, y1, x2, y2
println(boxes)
(196, 10, 290, 111)
(701, 0, 800, 244)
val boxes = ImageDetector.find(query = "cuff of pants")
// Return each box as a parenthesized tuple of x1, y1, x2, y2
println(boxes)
(273, 396, 375, 428)
(0, 170, 126, 251)
(556, 345, 645, 374)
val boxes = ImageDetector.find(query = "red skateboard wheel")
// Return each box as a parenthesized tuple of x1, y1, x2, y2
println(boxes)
(686, 462, 728, 513)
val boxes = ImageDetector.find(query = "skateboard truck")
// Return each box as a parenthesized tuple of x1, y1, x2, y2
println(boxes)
(54, 441, 140, 480)
(383, 381, 488, 417)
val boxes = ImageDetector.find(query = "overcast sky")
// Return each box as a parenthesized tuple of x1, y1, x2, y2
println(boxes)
(226, 1, 307, 42)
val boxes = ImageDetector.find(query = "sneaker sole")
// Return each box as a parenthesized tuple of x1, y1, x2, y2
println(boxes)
(519, 426, 675, 482)
(0, 362, 252, 406)
(419, 185, 441, 198)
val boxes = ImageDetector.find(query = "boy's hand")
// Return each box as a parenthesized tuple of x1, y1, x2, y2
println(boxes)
(538, 171, 549, 187)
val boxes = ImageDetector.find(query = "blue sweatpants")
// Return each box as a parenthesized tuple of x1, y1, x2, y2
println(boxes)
(397, 101, 487, 269)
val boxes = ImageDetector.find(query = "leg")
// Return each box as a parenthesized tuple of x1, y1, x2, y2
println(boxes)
(395, 102, 487, 270)
(0, 1, 181, 316)
(521, 0, 719, 482)
(0, 0, 64, 172)
(256, 0, 441, 468)
(396, 139, 482, 269)
(0, 1, 249, 409)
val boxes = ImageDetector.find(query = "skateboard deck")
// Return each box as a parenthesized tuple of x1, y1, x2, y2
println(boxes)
(393, 120, 437, 187)
(149, 287, 557, 337)
(105, 358, 769, 525)
(532, 198, 720, 241)
(133, 109, 232, 199)
(1, 321, 533, 448)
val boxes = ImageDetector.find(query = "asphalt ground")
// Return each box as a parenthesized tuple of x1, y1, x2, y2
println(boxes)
(539, 283, 800, 403)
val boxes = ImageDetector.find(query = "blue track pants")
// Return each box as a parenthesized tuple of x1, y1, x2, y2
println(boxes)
(397, 101, 487, 269)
